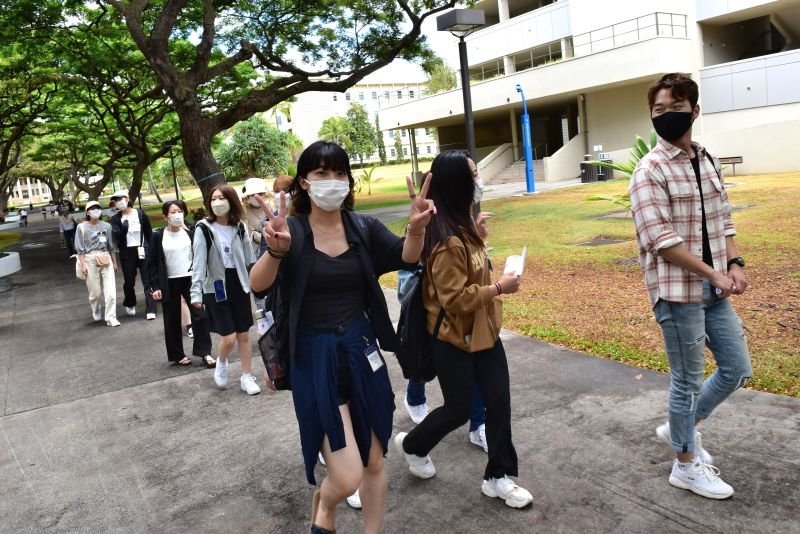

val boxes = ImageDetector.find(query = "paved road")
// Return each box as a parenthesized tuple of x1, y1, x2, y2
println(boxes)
(1, 209, 798, 533)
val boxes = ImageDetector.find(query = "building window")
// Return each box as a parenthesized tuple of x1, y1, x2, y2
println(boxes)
(397, 90, 403, 100)
(409, 90, 415, 99)
(427, 145, 432, 154)
(390, 148, 396, 157)
(384, 90, 390, 101)
(403, 147, 409, 156)
(345, 92, 351, 101)
(371, 91, 377, 100)
(358, 92, 364, 101)
(401, 130, 407, 138)
(333, 94, 338, 102)
(276, 115, 282, 126)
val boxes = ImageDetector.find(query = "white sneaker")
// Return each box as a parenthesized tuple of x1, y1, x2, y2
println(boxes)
(146, 313, 156, 320)
(469, 424, 488, 453)
(346, 489, 362, 510)
(186, 326, 194, 338)
(318, 452, 326, 466)
(214, 359, 229, 388)
(106, 319, 121, 327)
(394, 432, 436, 479)
(126, 307, 136, 316)
(404, 398, 429, 425)
(481, 476, 533, 508)
(656, 422, 714, 465)
(240, 373, 261, 395)
(669, 458, 734, 499)
(92, 309, 103, 321)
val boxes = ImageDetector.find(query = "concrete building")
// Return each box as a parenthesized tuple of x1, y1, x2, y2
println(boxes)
(9, 177, 52, 206)
(272, 66, 440, 164)
(378, 0, 800, 183)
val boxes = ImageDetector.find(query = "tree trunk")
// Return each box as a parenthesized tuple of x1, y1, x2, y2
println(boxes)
(127, 161, 148, 206)
(179, 113, 225, 203)
(147, 166, 163, 203)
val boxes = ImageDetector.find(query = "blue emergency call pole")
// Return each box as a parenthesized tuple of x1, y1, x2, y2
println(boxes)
(516, 84, 535, 193)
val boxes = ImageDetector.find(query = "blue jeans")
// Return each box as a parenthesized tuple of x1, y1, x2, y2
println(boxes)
(406, 377, 486, 431)
(653, 281, 752, 454)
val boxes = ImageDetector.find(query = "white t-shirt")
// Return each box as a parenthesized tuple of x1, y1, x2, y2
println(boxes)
(212, 222, 236, 269)
(122, 210, 142, 248)
(162, 229, 193, 278)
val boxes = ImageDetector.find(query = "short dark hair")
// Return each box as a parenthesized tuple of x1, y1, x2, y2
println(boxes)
(290, 141, 355, 215)
(161, 199, 188, 217)
(647, 73, 699, 110)
(205, 185, 244, 226)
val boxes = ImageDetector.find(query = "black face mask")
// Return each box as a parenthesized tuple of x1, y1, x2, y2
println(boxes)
(652, 111, 694, 141)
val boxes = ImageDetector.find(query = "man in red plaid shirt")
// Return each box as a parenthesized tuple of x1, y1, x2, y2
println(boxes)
(629, 73, 752, 500)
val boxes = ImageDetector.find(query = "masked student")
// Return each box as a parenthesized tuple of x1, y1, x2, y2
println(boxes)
(190, 185, 261, 396)
(75, 201, 120, 326)
(109, 190, 157, 320)
(249, 141, 435, 534)
(394, 150, 533, 510)
(147, 200, 215, 368)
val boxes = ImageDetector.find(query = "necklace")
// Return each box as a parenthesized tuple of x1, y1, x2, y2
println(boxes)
(310, 222, 344, 236)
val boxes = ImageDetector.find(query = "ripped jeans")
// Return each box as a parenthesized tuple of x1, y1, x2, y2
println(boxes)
(654, 281, 752, 455)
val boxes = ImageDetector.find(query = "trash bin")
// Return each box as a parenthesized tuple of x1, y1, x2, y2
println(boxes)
(598, 158, 613, 180)
(580, 155, 597, 183)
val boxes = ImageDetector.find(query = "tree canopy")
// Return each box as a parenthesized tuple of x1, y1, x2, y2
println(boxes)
(0, 0, 461, 208)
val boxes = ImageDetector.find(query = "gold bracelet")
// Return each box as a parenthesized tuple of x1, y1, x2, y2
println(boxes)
(407, 228, 425, 238)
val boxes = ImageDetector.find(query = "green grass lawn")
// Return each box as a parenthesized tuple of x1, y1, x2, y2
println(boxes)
(389, 173, 800, 397)
(0, 231, 21, 250)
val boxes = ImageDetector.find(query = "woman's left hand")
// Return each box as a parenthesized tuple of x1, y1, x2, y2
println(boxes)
(406, 173, 435, 234)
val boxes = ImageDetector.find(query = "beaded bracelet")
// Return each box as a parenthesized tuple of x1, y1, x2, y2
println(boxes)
(266, 246, 288, 259)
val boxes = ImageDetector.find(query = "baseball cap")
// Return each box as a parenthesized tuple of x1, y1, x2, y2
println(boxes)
(242, 177, 267, 196)
(86, 201, 102, 210)
(110, 190, 129, 200)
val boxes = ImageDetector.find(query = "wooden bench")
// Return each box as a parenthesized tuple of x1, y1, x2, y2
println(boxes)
(718, 156, 743, 176)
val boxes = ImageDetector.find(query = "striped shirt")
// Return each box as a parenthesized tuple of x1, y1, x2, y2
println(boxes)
(629, 138, 736, 307)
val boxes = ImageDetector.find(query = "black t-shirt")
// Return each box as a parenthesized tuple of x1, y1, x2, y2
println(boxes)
(299, 247, 366, 328)
(690, 156, 714, 267)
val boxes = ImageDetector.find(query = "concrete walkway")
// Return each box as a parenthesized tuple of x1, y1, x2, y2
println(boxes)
(1, 213, 798, 533)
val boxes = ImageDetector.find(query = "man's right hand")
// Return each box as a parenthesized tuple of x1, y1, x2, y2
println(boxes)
(81, 264, 88, 276)
(710, 271, 734, 299)
(191, 302, 203, 310)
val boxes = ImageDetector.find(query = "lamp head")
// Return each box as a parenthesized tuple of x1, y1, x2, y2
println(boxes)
(515, 84, 522, 93)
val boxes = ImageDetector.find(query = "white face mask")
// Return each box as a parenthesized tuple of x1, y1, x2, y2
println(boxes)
(168, 213, 184, 227)
(473, 179, 484, 204)
(116, 199, 128, 210)
(88, 209, 102, 220)
(307, 179, 349, 212)
(210, 199, 230, 216)
(248, 197, 261, 208)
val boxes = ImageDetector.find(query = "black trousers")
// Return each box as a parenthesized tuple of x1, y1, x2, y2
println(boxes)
(403, 338, 519, 480)
(121, 247, 156, 314)
(162, 276, 212, 361)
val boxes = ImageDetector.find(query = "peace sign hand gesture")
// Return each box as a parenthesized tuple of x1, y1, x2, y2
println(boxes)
(260, 191, 291, 254)
(406, 173, 435, 235)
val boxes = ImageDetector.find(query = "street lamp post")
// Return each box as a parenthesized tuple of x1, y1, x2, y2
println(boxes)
(437, 9, 485, 162)
(516, 84, 536, 194)
(167, 145, 180, 201)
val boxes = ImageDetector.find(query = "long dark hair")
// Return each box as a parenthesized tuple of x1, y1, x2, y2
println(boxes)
(290, 141, 356, 214)
(422, 150, 482, 263)
(205, 185, 244, 226)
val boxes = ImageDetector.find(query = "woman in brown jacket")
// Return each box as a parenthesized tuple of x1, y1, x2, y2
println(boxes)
(394, 149, 533, 509)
